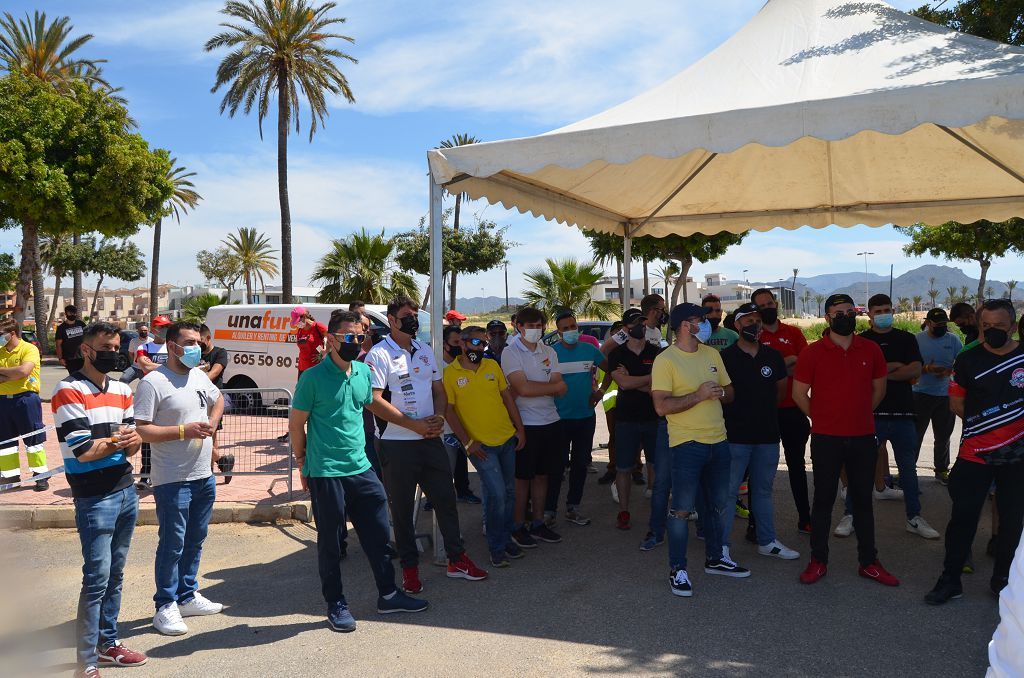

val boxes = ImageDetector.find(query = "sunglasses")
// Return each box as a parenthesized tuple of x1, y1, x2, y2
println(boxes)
(465, 337, 488, 348)
(332, 333, 366, 344)
(829, 310, 858, 319)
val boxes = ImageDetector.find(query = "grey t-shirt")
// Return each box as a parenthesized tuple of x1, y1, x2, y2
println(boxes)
(134, 365, 221, 487)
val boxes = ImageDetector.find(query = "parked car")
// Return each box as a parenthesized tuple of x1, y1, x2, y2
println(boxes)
(542, 321, 614, 346)
(116, 330, 139, 372)
(20, 330, 38, 348)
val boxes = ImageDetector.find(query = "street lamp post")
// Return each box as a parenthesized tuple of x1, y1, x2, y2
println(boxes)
(743, 269, 749, 285)
(856, 251, 874, 307)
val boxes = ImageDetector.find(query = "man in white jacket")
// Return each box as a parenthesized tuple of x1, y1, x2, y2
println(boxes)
(988, 527, 1024, 677)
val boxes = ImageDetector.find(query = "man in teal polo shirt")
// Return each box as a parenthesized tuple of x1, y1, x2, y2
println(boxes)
(289, 310, 427, 633)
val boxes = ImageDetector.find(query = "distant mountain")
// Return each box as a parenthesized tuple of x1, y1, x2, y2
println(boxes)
(453, 296, 526, 314)
(830, 265, 1008, 305)
(796, 271, 888, 293)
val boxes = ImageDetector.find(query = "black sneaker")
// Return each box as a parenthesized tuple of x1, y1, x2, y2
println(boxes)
(745, 523, 758, 543)
(505, 542, 525, 559)
(216, 454, 235, 485)
(991, 576, 1010, 596)
(327, 600, 356, 632)
(135, 478, 152, 492)
(924, 576, 963, 605)
(377, 590, 429, 614)
(704, 557, 751, 578)
(457, 492, 482, 505)
(670, 569, 693, 597)
(597, 471, 616, 485)
(32, 471, 49, 492)
(511, 527, 538, 549)
(987, 535, 998, 558)
(530, 523, 562, 543)
(490, 551, 511, 568)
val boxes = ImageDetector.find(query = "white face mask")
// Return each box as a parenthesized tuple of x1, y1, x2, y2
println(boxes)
(522, 328, 543, 343)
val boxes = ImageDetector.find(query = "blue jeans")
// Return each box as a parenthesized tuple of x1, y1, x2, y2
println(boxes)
(722, 443, 780, 547)
(153, 475, 216, 610)
(667, 440, 731, 570)
(843, 418, 921, 520)
(647, 420, 671, 537)
(75, 485, 138, 668)
(469, 436, 518, 555)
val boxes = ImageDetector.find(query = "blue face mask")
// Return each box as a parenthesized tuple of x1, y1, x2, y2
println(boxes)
(561, 330, 580, 345)
(0, 333, 8, 348)
(179, 344, 203, 369)
(874, 313, 894, 329)
(695, 320, 713, 344)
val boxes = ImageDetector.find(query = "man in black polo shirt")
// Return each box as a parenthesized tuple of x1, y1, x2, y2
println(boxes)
(56, 305, 87, 374)
(720, 303, 799, 561)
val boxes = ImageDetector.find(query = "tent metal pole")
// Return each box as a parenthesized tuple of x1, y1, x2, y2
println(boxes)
(429, 175, 444, 360)
(628, 152, 717, 237)
(622, 226, 632, 312)
(937, 126, 1024, 187)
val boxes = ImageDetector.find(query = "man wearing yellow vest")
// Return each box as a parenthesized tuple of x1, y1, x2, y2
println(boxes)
(0, 318, 48, 490)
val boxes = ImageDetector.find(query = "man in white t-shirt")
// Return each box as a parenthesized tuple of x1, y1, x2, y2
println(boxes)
(135, 322, 224, 637)
(601, 294, 667, 357)
(364, 296, 488, 597)
(500, 306, 568, 548)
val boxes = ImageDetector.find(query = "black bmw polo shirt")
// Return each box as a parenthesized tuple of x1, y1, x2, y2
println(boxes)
(721, 342, 787, 444)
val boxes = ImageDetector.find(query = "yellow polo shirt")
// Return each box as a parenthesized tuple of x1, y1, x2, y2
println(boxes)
(0, 340, 41, 395)
(651, 344, 730, 447)
(443, 358, 516, 447)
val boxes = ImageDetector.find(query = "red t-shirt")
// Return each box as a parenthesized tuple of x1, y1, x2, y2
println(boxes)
(295, 322, 327, 371)
(760, 321, 808, 409)
(793, 332, 887, 437)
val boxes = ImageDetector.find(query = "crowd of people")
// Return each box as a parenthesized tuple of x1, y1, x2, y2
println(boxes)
(0, 287, 1022, 676)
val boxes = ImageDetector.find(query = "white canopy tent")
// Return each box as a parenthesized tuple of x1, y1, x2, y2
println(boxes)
(424, 0, 1024, 346)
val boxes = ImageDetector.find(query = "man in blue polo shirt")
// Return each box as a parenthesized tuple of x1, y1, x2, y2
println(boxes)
(290, 310, 427, 632)
(545, 311, 606, 527)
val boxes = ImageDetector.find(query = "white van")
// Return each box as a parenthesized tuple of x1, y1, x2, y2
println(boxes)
(205, 303, 433, 407)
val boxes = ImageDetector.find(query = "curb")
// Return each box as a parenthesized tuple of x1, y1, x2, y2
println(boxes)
(0, 500, 312, 529)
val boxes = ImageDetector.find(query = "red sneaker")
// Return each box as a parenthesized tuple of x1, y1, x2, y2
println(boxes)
(402, 566, 423, 594)
(859, 560, 900, 587)
(616, 510, 631, 530)
(799, 558, 827, 584)
(446, 552, 488, 581)
(97, 641, 148, 666)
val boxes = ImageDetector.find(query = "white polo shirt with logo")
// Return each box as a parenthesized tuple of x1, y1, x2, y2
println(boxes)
(365, 334, 441, 441)
(500, 335, 560, 426)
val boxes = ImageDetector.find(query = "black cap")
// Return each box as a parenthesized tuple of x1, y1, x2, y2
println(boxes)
(486, 319, 507, 332)
(669, 302, 710, 329)
(925, 308, 949, 324)
(824, 293, 856, 312)
(733, 302, 761, 322)
(622, 308, 644, 325)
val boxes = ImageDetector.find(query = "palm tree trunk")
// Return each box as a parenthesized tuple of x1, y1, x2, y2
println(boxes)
(642, 257, 649, 296)
(616, 259, 623, 305)
(73, 231, 83, 310)
(672, 256, 693, 306)
(422, 278, 431, 308)
(149, 217, 162, 320)
(246, 273, 253, 305)
(14, 220, 35, 325)
(977, 258, 990, 305)
(47, 271, 63, 338)
(277, 67, 293, 305)
(31, 243, 49, 354)
(91, 275, 105, 319)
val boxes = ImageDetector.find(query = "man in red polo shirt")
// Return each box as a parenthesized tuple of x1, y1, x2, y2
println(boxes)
(792, 293, 898, 587)
(751, 288, 812, 533)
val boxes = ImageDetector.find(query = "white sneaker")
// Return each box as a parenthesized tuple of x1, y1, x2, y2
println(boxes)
(644, 488, 653, 499)
(153, 602, 188, 635)
(722, 545, 732, 561)
(758, 540, 800, 560)
(834, 514, 854, 537)
(873, 486, 904, 501)
(907, 515, 940, 539)
(178, 592, 224, 617)
(610, 483, 619, 504)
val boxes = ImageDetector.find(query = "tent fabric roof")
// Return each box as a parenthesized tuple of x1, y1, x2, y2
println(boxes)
(427, 0, 1024, 239)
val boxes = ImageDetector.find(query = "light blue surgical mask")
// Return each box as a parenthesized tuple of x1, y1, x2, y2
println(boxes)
(0, 333, 8, 348)
(695, 319, 713, 344)
(561, 330, 580, 345)
(179, 344, 203, 369)
(874, 313, 894, 329)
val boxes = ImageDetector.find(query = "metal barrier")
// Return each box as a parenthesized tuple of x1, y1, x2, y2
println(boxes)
(216, 388, 294, 501)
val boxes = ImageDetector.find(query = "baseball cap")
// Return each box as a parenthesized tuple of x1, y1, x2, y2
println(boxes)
(925, 308, 949, 324)
(486, 319, 507, 332)
(824, 293, 856, 312)
(669, 302, 710, 329)
(151, 315, 172, 328)
(445, 309, 468, 322)
(733, 302, 761, 323)
(289, 305, 307, 328)
(622, 308, 645, 325)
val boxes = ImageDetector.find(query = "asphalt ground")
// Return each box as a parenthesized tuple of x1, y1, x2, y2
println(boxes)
(2, 465, 1001, 678)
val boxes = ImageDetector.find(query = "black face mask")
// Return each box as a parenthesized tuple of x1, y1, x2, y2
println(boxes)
(447, 346, 462, 359)
(138, 332, 149, 339)
(466, 349, 485, 363)
(66, 315, 77, 322)
(932, 325, 948, 338)
(655, 310, 667, 327)
(759, 307, 778, 325)
(708, 317, 721, 332)
(628, 323, 647, 339)
(335, 342, 362, 362)
(398, 315, 419, 337)
(740, 323, 762, 343)
(985, 328, 1009, 349)
(88, 349, 120, 374)
(830, 313, 857, 337)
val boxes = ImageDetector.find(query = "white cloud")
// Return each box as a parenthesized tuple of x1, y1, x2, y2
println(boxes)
(80, 0, 225, 62)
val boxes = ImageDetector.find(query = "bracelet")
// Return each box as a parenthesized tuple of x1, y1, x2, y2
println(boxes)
(178, 424, 185, 441)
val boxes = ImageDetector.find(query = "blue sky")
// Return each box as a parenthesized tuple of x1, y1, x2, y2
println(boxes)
(4, 0, 1022, 299)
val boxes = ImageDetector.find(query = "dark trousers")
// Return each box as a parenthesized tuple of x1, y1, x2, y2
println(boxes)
(914, 392, 956, 474)
(779, 407, 812, 524)
(810, 434, 878, 566)
(380, 437, 465, 568)
(546, 415, 596, 514)
(454, 443, 472, 496)
(604, 407, 641, 473)
(308, 471, 396, 603)
(942, 458, 1024, 583)
(139, 443, 151, 479)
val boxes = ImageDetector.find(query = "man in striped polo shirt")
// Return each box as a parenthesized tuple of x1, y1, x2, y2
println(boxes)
(53, 322, 147, 677)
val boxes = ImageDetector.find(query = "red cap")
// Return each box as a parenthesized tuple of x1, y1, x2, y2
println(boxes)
(445, 310, 468, 322)
(152, 315, 172, 327)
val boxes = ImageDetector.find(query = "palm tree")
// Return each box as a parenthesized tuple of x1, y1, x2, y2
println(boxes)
(986, 285, 994, 300)
(657, 262, 680, 294)
(927, 287, 940, 308)
(814, 293, 825, 316)
(438, 133, 480, 309)
(1008, 280, 1018, 301)
(224, 227, 280, 303)
(206, 0, 357, 306)
(801, 290, 812, 314)
(0, 11, 108, 90)
(912, 295, 923, 312)
(897, 297, 912, 314)
(945, 285, 959, 307)
(522, 258, 620, 320)
(150, 159, 201, 319)
(182, 293, 235, 324)
(960, 285, 971, 303)
(311, 228, 418, 304)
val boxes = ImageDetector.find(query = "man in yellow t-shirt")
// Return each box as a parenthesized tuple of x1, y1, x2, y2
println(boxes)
(444, 326, 526, 568)
(651, 303, 748, 597)
(0, 318, 48, 490)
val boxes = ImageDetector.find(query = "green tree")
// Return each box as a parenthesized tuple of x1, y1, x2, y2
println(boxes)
(911, 1, 1023, 45)
(814, 293, 826, 316)
(182, 292, 234, 324)
(312, 228, 418, 304)
(223, 227, 280, 303)
(0, 11, 108, 91)
(927, 286, 940, 308)
(897, 297, 912, 314)
(1007, 280, 1018, 301)
(585, 231, 629, 302)
(206, 0, 357, 306)
(88, 239, 147, 318)
(522, 258, 620, 320)
(438, 133, 480, 309)
(39, 232, 90, 329)
(897, 220, 1024, 305)
(151, 159, 201, 320)
(945, 285, 959, 306)
(960, 285, 972, 304)
(196, 247, 243, 292)
(0, 74, 172, 351)
(657, 262, 680, 295)
(912, 294, 923, 311)
(0, 252, 16, 293)
(637, 232, 747, 306)
(801, 290, 812, 314)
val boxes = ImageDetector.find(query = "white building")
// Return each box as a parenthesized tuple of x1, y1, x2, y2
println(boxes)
(589, 276, 701, 307)
(701, 273, 755, 311)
